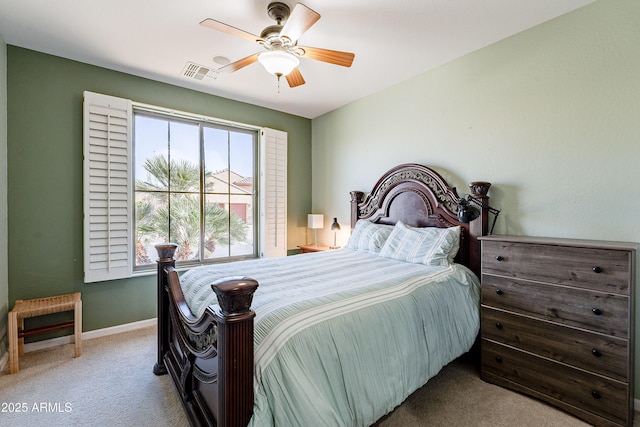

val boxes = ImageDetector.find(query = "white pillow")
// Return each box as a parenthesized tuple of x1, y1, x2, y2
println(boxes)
(379, 221, 461, 266)
(346, 220, 394, 253)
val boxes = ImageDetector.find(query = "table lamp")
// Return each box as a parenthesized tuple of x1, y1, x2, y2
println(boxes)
(308, 214, 324, 245)
(330, 218, 341, 249)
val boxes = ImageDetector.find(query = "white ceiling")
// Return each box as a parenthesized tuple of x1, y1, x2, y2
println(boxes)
(0, 0, 594, 119)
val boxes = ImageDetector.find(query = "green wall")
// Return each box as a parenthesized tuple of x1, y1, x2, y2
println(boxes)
(311, 0, 640, 395)
(0, 34, 8, 357)
(6, 47, 311, 332)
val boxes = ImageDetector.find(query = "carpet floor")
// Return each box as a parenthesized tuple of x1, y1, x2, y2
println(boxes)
(0, 326, 635, 426)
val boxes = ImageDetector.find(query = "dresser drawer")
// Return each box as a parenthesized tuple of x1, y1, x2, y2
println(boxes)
(482, 308, 629, 382)
(482, 276, 629, 338)
(482, 240, 631, 295)
(482, 339, 630, 426)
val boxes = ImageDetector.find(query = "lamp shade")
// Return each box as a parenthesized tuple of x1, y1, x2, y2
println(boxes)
(258, 50, 300, 76)
(308, 214, 324, 229)
(331, 217, 340, 231)
(457, 199, 481, 223)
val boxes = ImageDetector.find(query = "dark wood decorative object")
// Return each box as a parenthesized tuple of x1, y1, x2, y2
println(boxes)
(155, 163, 490, 426)
(479, 235, 637, 427)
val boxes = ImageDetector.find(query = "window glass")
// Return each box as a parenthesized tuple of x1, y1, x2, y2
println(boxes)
(133, 112, 257, 268)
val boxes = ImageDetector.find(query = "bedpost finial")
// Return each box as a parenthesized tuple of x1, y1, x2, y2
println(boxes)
(155, 243, 178, 262)
(212, 277, 259, 317)
(350, 191, 364, 203)
(469, 181, 491, 198)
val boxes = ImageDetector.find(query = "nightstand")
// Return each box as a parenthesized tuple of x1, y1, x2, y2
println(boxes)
(298, 244, 332, 253)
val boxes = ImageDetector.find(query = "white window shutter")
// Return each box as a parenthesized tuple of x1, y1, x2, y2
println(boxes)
(259, 128, 287, 258)
(83, 91, 133, 282)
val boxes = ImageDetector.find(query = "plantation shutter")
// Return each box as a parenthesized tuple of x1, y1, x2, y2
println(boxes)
(259, 128, 287, 257)
(83, 91, 133, 283)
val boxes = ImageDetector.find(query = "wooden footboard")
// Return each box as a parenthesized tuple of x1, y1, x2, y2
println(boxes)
(153, 243, 259, 427)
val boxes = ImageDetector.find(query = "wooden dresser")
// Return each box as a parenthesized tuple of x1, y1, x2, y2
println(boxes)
(479, 235, 636, 427)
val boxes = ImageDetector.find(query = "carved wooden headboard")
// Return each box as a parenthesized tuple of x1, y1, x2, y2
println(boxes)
(350, 163, 490, 276)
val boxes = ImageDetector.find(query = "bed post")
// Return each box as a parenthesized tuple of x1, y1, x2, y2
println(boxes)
(153, 243, 177, 376)
(468, 182, 491, 276)
(350, 191, 365, 229)
(212, 277, 259, 427)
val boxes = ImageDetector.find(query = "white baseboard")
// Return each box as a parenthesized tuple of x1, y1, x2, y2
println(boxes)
(22, 318, 157, 353)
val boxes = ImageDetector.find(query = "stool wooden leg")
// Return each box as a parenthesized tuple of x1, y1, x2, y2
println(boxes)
(74, 299, 82, 357)
(17, 317, 25, 356)
(8, 311, 19, 374)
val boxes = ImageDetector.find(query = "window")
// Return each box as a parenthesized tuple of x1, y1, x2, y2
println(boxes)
(83, 91, 287, 283)
(133, 112, 257, 268)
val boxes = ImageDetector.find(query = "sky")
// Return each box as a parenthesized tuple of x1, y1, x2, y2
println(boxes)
(133, 114, 255, 184)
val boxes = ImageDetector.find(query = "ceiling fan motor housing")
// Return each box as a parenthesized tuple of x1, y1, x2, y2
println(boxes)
(260, 25, 284, 41)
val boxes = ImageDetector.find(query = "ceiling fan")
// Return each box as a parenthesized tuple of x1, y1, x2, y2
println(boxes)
(200, 2, 355, 88)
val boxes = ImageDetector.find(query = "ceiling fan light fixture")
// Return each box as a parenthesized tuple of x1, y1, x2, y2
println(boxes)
(258, 50, 299, 77)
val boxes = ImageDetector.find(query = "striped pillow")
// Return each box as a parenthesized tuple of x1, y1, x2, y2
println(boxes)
(346, 220, 394, 253)
(379, 221, 461, 266)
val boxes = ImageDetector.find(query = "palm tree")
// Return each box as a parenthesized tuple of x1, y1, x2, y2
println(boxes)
(135, 155, 249, 264)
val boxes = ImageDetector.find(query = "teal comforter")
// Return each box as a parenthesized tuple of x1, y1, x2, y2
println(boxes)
(180, 249, 480, 427)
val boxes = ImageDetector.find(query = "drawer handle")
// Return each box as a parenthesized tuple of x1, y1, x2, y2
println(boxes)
(592, 348, 602, 357)
(592, 308, 603, 316)
(495, 322, 503, 329)
(495, 255, 504, 261)
(496, 289, 504, 296)
(591, 390, 602, 400)
(592, 266, 603, 273)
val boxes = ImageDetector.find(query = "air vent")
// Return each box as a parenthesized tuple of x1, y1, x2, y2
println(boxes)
(182, 62, 220, 81)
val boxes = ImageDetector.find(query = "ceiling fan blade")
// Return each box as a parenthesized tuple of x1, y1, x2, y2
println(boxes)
(297, 46, 355, 67)
(280, 4, 321, 43)
(286, 68, 306, 88)
(219, 53, 260, 73)
(199, 18, 263, 44)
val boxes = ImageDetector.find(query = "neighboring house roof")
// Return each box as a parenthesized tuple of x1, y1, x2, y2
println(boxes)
(209, 169, 253, 195)
(235, 176, 253, 186)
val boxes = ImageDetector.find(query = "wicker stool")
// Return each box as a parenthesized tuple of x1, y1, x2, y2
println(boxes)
(8, 292, 82, 374)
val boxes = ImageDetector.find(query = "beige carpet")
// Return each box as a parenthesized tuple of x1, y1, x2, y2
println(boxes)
(0, 326, 634, 426)
(375, 352, 591, 427)
(0, 326, 187, 427)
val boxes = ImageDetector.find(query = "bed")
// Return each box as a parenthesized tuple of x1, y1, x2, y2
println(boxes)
(153, 163, 492, 427)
